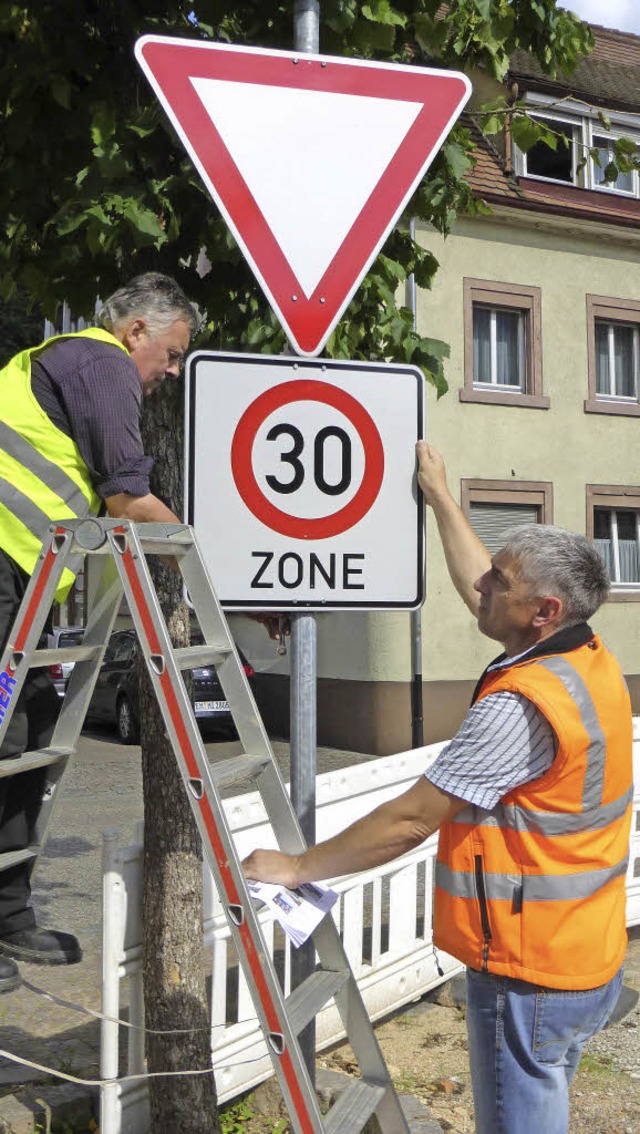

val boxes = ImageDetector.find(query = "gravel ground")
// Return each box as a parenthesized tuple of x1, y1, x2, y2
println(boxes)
(308, 928, 640, 1134)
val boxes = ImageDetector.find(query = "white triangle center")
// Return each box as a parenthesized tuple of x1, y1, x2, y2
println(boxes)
(190, 77, 422, 299)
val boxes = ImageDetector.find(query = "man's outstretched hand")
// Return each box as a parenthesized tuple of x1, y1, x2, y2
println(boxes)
(415, 441, 450, 507)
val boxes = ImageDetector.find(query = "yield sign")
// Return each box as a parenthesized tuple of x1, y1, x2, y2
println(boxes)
(135, 37, 471, 357)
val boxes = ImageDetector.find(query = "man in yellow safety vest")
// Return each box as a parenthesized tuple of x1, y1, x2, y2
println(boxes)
(0, 272, 197, 992)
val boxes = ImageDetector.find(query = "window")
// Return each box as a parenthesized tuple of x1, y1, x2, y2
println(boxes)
(462, 481, 553, 553)
(591, 134, 635, 195)
(462, 280, 548, 408)
(587, 487, 640, 599)
(585, 296, 640, 417)
(473, 306, 526, 390)
(595, 321, 638, 398)
(515, 99, 640, 199)
(524, 116, 577, 184)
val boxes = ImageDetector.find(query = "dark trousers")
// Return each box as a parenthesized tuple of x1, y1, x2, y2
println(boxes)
(0, 550, 60, 934)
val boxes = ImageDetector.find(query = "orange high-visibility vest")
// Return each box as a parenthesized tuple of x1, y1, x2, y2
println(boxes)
(433, 635, 633, 990)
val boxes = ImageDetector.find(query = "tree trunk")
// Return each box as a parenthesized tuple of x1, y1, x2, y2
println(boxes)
(139, 378, 221, 1134)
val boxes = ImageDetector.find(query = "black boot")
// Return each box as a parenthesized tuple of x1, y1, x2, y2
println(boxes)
(0, 927, 81, 966)
(0, 955, 21, 993)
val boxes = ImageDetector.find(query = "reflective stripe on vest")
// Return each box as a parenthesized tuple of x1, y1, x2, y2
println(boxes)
(435, 857, 629, 902)
(451, 657, 631, 840)
(0, 328, 129, 600)
(452, 784, 633, 837)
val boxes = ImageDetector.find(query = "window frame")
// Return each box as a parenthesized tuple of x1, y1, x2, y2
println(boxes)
(588, 123, 638, 198)
(585, 295, 640, 417)
(586, 485, 640, 601)
(514, 95, 640, 200)
(461, 279, 548, 409)
(461, 480, 554, 534)
(520, 112, 581, 186)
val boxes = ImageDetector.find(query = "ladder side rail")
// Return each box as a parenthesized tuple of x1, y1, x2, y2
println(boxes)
(0, 526, 75, 752)
(180, 533, 410, 1130)
(310, 916, 409, 1128)
(179, 542, 276, 760)
(179, 542, 311, 850)
(108, 524, 327, 1134)
(29, 553, 127, 858)
(49, 553, 125, 752)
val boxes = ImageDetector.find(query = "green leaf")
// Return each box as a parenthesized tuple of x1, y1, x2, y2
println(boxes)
(442, 141, 472, 180)
(50, 76, 71, 111)
(352, 17, 396, 52)
(511, 114, 556, 153)
(361, 1, 406, 28)
(121, 200, 166, 242)
(90, 103, 116, 148)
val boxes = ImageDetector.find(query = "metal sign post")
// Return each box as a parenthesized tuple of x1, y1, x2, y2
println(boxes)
(290, 0, 321, 1081)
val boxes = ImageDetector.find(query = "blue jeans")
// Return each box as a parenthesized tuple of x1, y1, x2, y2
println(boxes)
(466, 965, 623, 1134)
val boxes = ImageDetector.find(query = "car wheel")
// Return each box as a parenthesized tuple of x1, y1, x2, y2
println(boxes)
(116, 696, 139, 745)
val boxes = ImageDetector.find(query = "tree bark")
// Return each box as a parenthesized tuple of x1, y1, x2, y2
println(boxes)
(139, 377, 221, 1134)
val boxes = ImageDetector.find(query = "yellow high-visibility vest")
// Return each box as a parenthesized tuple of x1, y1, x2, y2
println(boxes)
(0, 327, 130, 601)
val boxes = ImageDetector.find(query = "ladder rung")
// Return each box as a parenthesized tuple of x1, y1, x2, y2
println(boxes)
(285, 968, 350, 1036)
(0, 846, 40, 871)
(173, 645, 231, 671)
(208, 754, 271, 791)
(34, 645, 100, 667)
(134, 536, 194, 557)
(0, 748, 73, 779)
(324, 1080, 387, 1134)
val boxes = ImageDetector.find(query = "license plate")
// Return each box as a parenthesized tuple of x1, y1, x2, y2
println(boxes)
(195, 700, 229, 712)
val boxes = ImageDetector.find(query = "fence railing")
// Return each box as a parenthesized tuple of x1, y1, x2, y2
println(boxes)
(101, 727, 640, 1134)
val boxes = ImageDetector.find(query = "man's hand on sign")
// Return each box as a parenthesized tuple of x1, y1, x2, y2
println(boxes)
(415, 441, 449, 507)
(249, 613, 291, 648)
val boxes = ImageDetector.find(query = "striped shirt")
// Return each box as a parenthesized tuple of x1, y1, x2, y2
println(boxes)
(31, 337, 154, 500)
(426, 659, 557, 810)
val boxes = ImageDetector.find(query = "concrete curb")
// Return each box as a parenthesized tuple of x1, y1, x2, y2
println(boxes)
(0, 1084, 97, 1134)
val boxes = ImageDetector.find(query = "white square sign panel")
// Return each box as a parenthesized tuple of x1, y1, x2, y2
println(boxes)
(185, 352, 425, 610)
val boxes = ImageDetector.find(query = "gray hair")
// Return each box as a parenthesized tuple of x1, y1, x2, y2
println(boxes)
(501, 524, 610, 625)
(98, 272, 199, 338)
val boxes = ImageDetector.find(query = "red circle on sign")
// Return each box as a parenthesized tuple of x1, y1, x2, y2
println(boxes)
(231, 380, 385, 539)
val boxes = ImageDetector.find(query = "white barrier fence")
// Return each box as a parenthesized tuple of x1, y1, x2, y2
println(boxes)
(101, 728, 640, 1134)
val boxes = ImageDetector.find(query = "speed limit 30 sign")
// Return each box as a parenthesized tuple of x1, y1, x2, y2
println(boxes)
(185, 353, 425, 610)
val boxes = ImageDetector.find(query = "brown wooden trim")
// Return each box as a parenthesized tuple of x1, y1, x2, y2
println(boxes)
(461, 479, 554, 523)
(462, 277, 544, 404)
(460, 389, 550, 409)
(584, 398, 640, 417)
(585, 294, 640, 414)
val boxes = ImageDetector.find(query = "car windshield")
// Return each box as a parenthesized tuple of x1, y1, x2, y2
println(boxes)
(58, 631, 84, 647)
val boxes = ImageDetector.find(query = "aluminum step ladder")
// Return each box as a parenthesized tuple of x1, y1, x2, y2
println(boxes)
(0, 518, 411, 1134)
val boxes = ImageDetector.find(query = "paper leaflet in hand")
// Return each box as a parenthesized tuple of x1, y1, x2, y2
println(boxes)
(247, 879, 338, 948)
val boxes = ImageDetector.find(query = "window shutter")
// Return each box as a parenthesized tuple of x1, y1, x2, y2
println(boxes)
(469, 503, 539, 554)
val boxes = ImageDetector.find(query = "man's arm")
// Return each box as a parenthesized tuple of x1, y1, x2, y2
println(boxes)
(416, 442, 490, 616)
(105, 491, 181, 525)
(243, 777, 465, 889)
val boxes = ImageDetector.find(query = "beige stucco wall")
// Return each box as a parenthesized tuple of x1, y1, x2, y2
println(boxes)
(417, 212, 640, 681)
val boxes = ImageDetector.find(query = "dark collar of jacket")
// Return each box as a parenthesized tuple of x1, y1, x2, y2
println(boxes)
(470, 623, 594, 707)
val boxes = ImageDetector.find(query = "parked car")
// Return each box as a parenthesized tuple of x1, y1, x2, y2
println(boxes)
(43, 625, 85, 698)
(84, 629, 255, 744)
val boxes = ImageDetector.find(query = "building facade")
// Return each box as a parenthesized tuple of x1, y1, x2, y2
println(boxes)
(234, 20, 640, 755)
